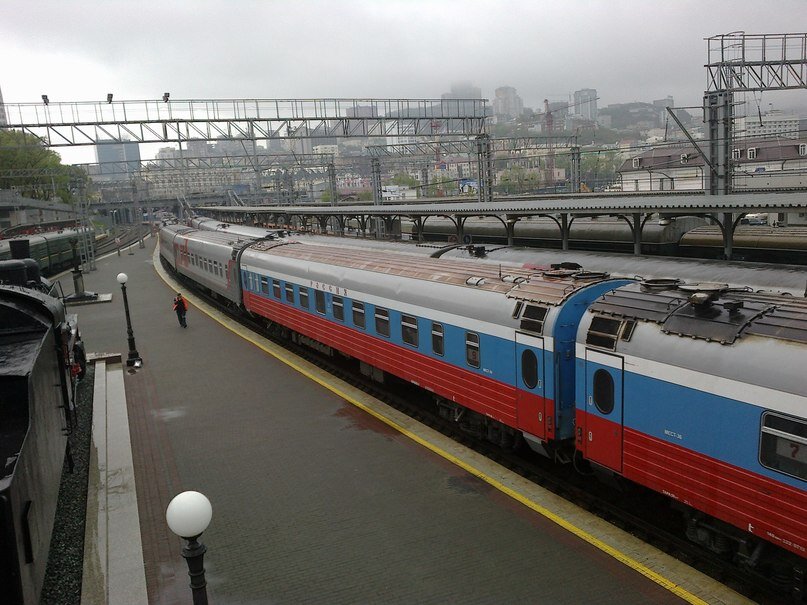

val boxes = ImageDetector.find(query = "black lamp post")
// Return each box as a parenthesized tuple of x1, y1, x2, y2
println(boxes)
(116, 272, 142, 368)
(166, 491, 212, 605)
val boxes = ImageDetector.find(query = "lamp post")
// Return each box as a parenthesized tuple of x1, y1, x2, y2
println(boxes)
(116, 273, 142, 368)
(166, 491, 212, 605)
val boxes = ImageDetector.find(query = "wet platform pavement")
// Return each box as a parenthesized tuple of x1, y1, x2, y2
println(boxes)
(66, 239, 752, 604)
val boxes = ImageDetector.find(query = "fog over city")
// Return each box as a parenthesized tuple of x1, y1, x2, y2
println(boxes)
(1, 0, 805, 163)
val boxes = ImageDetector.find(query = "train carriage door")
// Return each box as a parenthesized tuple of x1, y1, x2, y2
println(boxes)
(515, 332, 546, 439)
(584, 349, 624, 472)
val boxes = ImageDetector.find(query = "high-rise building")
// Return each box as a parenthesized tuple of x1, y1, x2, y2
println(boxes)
(573, 88, 598, 121)
(493, 86, 524, 120)
(442, 81, 482, 100)
(95, 141, 141, 180)
(0, 85, 7, 127)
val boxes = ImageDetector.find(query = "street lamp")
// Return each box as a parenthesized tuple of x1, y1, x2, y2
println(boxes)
(166, 491, 212, 605)
(116, 273, 142, 368)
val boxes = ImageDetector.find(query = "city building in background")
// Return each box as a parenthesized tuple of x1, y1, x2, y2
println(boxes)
(0, 85, 7, 127)
(573, 88, 598, 121)
(94, 140, 141, 181)
(738, 110, 802, 139)
(493, 86, 524, 121)
(442, 81, 482, 100)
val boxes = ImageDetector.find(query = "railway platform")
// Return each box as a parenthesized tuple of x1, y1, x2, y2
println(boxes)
(65, 240, 752, 604)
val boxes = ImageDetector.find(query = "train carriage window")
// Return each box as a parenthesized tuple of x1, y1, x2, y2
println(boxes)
(520, 305, 547, 334)
(315, 290, 326, 314)
(521, 349, 539, 389)
(760, 412, 807, 481)
(593, 369, 615, 414)
(260, 276, 269, 295)
(586, 316, 622, 350)
(247, 273, 254, 291)
(272, 279, 281, 299)
(375, 308, 390, 337)
(512, 301, 524, 319)
(432, 323, 444, 356)
(333, 296, 344, 321)
(352, 301, 365, 328)
(621, 320, 637, 341)
(466, 332, 480, 368)
(285, 283, 294, 303)
(299, 287, 310, 309)
(401, 314, 419, 347)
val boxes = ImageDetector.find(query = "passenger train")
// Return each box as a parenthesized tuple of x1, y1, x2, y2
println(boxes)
(160, 221, 807, 585)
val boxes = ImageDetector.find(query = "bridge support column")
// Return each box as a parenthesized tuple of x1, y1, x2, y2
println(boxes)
(505, 215, 517, 246)
(561, 214, 570, 251)
(723, 212, 734, 260)
(456, 216, 467, 243)
(412, 217, 424, 242)
(632, 212, 642, 255)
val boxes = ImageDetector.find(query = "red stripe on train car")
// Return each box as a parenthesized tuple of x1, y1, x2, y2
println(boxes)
(623, 427, 807, 558)
(244, 291, 522, 426)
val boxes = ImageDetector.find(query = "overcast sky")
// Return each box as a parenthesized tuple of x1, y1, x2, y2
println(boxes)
(1, 0, 805, 163)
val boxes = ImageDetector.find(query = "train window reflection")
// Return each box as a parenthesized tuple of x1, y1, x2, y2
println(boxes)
(432, 322, 444, 356)
(375, 308, 390, 337)
(402, 314, 418, 347)
(521, 349, 538, 389)
(333, 296, 344, 321)
(593, 369, 614, 414)
(760, 412, 807, 481)
(466, 332, 480, 368)
(352, 301, 365, 328)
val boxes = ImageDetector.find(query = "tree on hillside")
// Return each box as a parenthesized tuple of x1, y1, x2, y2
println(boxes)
(391, 172, 419, 187)
(0, 130, 85, 202)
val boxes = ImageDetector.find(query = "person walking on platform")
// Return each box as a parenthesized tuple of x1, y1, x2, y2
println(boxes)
(173, 293, 188, 328)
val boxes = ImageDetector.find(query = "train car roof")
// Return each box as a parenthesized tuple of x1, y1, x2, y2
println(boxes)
(245, 241, 616, 305)
(440, 246, 807, 295)
(590, 281, 807, 345)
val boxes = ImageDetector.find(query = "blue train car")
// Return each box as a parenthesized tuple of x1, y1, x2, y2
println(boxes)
(576, 281, 807, 560)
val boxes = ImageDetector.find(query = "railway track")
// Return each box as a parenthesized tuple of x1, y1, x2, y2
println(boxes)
(165, 258, 801, 604)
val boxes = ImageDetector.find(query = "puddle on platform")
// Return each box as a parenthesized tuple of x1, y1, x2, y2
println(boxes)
(334, 403, 398, 437)
(152, 407, 187, 421)
(446, 474, 492, 496)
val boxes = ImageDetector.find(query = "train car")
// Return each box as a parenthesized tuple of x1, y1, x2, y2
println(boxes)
(239, 241, 629, 449)
(188, 216, 284, 240)
(0, 265, 82, 605)
(160, 223, 256, 307)
(577, 281, 807, 567)
(163, 223, 807, 578)
(679, 225, 807, 263)
(0, 228, 95, 275)
(403, 216, 708, 255)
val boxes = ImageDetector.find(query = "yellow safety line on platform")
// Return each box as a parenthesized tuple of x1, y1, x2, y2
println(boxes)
(154, 247, 708, 605)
